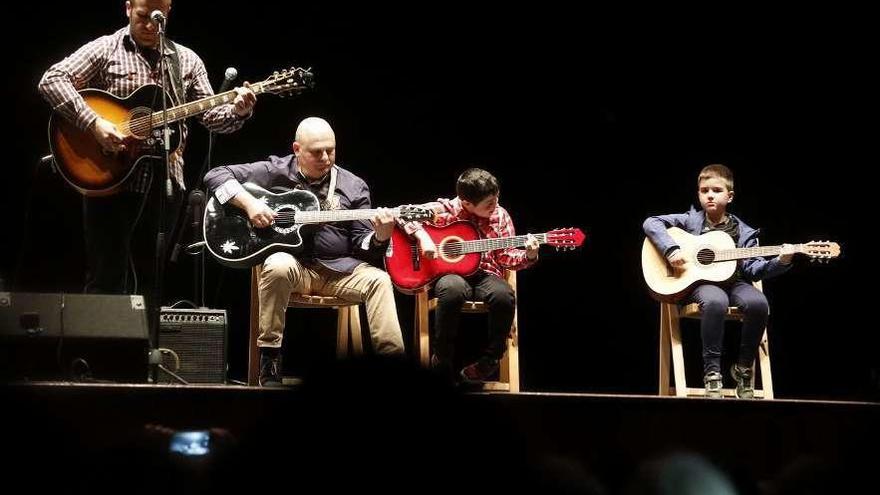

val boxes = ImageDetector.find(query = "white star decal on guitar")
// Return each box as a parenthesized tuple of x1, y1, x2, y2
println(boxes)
(221, 240, 240, 254)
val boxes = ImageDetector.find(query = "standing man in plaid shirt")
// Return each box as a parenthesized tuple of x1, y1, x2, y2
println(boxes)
(38, 0, 256, 294)
(403, 168, 540, 385)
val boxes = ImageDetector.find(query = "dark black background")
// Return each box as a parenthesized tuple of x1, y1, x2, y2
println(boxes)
(4, 3, 874, 399)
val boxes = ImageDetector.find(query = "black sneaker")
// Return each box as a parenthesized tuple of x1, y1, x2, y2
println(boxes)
(430, 354, 456, 384)
(730, 364, 755, 399)
(460, 356, 500, 383)
(703, 371, 723, 398)
(259, 350, 283, 388)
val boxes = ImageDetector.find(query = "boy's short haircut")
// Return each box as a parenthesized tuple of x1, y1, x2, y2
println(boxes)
(698, 164, 734, 191)
(457, 168, 500, 203)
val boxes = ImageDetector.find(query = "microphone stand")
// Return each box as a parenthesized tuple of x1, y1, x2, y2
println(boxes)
(189, 112, 219, 310)
(151, 17, 185, 384)
(169, 189, 205, 309)
(167, 70, 234, 311)
(186, 70, 235, 308)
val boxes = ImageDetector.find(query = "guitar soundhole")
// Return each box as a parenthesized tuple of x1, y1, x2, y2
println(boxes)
(696, 248, 716, 265)
(439, 237, 465, 263)
(271, 205, 298, 234)
(128, 107, 154, 139)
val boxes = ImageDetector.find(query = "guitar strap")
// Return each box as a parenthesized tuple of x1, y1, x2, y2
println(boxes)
(323, 165, 340, 211)
(162, 39, 186, 106)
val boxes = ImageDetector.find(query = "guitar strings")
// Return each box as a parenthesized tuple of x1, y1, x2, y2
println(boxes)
(269, 208, 403, 223)
(120, 75, 304, 138)
(122, 91, 241, 138)
(436, 234, 549, 255)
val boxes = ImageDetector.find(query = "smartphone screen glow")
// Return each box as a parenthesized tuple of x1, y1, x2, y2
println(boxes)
(169, 430, 210, 456)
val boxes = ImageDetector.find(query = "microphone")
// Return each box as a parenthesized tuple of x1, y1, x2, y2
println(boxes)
(150, 10, 166, 25)
(218, 67, 238, 93)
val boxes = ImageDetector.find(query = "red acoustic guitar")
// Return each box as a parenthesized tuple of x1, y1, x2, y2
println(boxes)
(385, 221, 585, 292)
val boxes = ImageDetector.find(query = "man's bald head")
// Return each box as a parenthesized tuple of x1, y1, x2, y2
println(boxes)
(295, 117, 336, 145)
(293, 117, 337, 180)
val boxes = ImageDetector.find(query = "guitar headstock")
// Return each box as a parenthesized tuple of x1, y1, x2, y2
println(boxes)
(257, 67, 315, 97)
(546, 228, 585, 250)
(799, 240, 841, 262)
(398, 205, 435, 222)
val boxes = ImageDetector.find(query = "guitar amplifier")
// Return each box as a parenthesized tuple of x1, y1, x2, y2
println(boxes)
(158, 307, 228, 384)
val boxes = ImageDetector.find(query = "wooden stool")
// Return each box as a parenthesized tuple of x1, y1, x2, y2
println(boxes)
(658, 282, 773, 399)
(247, 266, 364, 386)
(413, 271, 520, 392)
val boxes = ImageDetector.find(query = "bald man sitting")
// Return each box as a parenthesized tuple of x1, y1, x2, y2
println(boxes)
(204, 117, 405, 386)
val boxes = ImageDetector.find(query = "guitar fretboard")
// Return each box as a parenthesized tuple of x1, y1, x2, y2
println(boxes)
(713, 245, 798, 262)
(288, 208, 405, 225)
(442, 234, 549, 255)
(145, 81, 272, 127)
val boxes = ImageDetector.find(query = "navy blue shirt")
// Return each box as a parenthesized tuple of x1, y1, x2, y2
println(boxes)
(204, 154, 386, 273)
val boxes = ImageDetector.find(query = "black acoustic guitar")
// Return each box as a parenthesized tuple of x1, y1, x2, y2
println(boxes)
(203, 183, 434, 268)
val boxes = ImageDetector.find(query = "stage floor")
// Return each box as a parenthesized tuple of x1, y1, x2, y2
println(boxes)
(5, 377, 877, 493)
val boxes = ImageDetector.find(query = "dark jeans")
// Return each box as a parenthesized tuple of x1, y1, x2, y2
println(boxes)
(688, 281, 769, 374)
(433, 271, 515, 364)
(83, 170, 181, 297)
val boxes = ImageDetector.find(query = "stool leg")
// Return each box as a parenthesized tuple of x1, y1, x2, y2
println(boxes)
(350, 305, 364, 356)
(668, 305, 688, 397)
(336, 306, 349, 359)
(758, 330, 774, 399)
(414, 290, 430, 367)
(506, 331, 520, 393)
(248, 266, 261, 386)
(659, 303, 672, 396)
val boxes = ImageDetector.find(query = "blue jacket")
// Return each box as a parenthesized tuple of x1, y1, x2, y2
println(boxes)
(642, 207, 791, 282)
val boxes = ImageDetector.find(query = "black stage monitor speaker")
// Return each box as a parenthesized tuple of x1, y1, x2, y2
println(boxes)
(158, 307, 228, 384)
(0, 292, 149, 382)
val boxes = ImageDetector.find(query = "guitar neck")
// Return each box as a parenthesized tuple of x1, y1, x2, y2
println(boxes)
(715, 244, 799, 262)
(147, 81, 273, 126)
(295, 208, 404, 225)
(456, 233, 549, 254)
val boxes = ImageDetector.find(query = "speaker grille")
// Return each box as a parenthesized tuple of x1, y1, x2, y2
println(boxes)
(159, 308, 227, 384)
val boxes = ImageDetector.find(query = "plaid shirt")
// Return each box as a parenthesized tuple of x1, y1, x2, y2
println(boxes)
(38, 27, 247, 192)
(403, 197, 535, 278)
